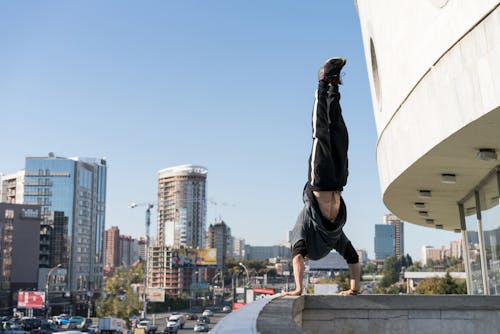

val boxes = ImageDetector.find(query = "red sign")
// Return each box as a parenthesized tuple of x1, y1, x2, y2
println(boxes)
(252, 288, 275, 295)
(232, 302, 246, 310)
(17, 291, 45, 309)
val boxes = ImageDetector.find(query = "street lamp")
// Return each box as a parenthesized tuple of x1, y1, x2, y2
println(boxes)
(45, 264, 61, 319)
(238, 262, 250, 288)
(211, 271, 221, 306)
(129, 202, 154, 319)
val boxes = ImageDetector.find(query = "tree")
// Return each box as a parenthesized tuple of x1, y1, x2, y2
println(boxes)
(406, 261, 422, 272)
(401, 254, 413, 268)
(334, 271, 350, 292)
(414, 272, 467, 295)
(380, 256, 401, 288)
(362, 262, 378, 275)
(414, 277, 441, 294)
(95, 263, 143, 321)
(266, 268, 277, 277)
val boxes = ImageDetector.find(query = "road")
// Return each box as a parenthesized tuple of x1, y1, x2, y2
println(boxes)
(154, 311, 228, 333)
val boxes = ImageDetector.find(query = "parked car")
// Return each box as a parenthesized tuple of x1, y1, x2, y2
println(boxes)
(201, 310, 213, 317)
(222, 306, 231, 313)
(193, 322, 209, 332)
(197, 316, 210, 325)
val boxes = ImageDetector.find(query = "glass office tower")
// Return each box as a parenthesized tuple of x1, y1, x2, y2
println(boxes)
(23, 154, 107, 292)
(374, 224, 395, 260)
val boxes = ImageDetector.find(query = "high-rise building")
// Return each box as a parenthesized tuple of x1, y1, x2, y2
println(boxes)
(48, 211, 69, 270)
(206, 220, 231, 269)
(104, 226, 120, 271)
(232, 237, 246, 260)
(421, 246, 442, 265)
(0, 203, 42, 310)
(0, 171, 25, 204)
(374, 224, 395, 260)
(374, 214, 405, 261)
(384, 214, 404, 258)
(137, 236, 148, 262)
(245, 245, 291, 261)
(23, 154, 107, 295)
(450, 239, 463, 260)
(120, 235, 140, 266)
(356, 248, 368, 265)
(147, 245, 196, 297)
(157, 165, 207, 248)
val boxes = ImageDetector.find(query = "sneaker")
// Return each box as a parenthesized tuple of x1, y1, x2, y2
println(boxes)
(318, 57, 347, 85)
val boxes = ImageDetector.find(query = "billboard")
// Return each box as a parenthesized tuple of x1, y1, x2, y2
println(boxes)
(17, 291, 45, 309)
(147, 288, 165, 303)
(171, 248, 216, 268)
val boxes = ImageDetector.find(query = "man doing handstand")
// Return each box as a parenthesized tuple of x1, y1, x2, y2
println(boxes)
(284, 57, 360, 296)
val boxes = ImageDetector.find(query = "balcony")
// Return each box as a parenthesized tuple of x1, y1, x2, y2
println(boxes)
(211, 295, 500, 334)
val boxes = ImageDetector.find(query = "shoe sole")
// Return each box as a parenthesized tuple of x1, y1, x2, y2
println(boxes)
(319, 57, 347, 84)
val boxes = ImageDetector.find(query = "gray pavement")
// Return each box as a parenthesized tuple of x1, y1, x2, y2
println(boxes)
(154, 311, 229, 334)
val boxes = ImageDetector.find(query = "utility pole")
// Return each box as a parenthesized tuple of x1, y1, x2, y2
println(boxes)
(130, 202, 154, 319)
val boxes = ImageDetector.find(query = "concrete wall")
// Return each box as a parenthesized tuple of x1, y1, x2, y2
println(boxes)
(356, 0, 500, 194)
(356, 0, 499, 132)
(258, 295, 500, 334)
(355, 0, 500, 230)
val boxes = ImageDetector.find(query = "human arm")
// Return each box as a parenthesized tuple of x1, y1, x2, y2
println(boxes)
(281, 254, 305, 296)
(339, 262, 361, 295)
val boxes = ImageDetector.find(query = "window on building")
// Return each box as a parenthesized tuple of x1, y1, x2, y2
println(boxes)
(463, 192, 483, 294)
(478, 171, 500, 295)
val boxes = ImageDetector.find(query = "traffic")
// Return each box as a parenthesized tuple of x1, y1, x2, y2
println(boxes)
(0, 307, 231, 334)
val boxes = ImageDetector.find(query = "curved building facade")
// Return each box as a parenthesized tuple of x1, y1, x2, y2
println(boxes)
(157, 165, 208, 248)
(356, 1, 500, 294)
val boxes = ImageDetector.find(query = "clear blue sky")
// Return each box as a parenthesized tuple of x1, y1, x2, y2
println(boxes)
(0, 0, 460, 260)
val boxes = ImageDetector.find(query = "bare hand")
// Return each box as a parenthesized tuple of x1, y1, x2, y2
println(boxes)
(281, 289, 303, 297)
(338, 289, 359, 296)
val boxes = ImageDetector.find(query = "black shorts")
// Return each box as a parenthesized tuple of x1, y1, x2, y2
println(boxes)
(292, 239, 359, 264)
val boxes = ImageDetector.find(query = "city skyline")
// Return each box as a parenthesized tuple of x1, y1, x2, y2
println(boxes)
(1, 154, 460, 262)
(0, 1, 461, 261)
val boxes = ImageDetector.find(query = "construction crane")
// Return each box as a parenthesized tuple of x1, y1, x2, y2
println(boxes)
(128, 202, 154, 319)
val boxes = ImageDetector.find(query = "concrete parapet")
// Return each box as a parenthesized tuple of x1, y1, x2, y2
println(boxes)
(257, 296, 304, 334)
(256, 295, 500, 334)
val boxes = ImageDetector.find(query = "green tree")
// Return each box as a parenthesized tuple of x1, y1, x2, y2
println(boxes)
(380, 256, 401, 288)
(148, 296, 189, 313)
(334, 271, 350, 292)
(425, 257, 465, 272)
(362, 262, 378, 275)
(401, 254, 413, 268)
(406, 261, 423, 272)
(414, 272, 467, 295)
(266, 268, 277, 277)
(95, 263, 143, 321)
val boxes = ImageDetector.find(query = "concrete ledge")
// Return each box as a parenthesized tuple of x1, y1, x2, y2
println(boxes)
(256, 295, 500, 334)
(209, 295, 278, 334)
(256, 296, 304, 334)
(304, 295, 500, 310)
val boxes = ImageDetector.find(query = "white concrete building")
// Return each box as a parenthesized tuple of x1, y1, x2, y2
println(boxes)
(356, 0, 500, 295)
(157, 165, 207, 248)
(0, 170, 25, 204)
(232, 237, 246, 260)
